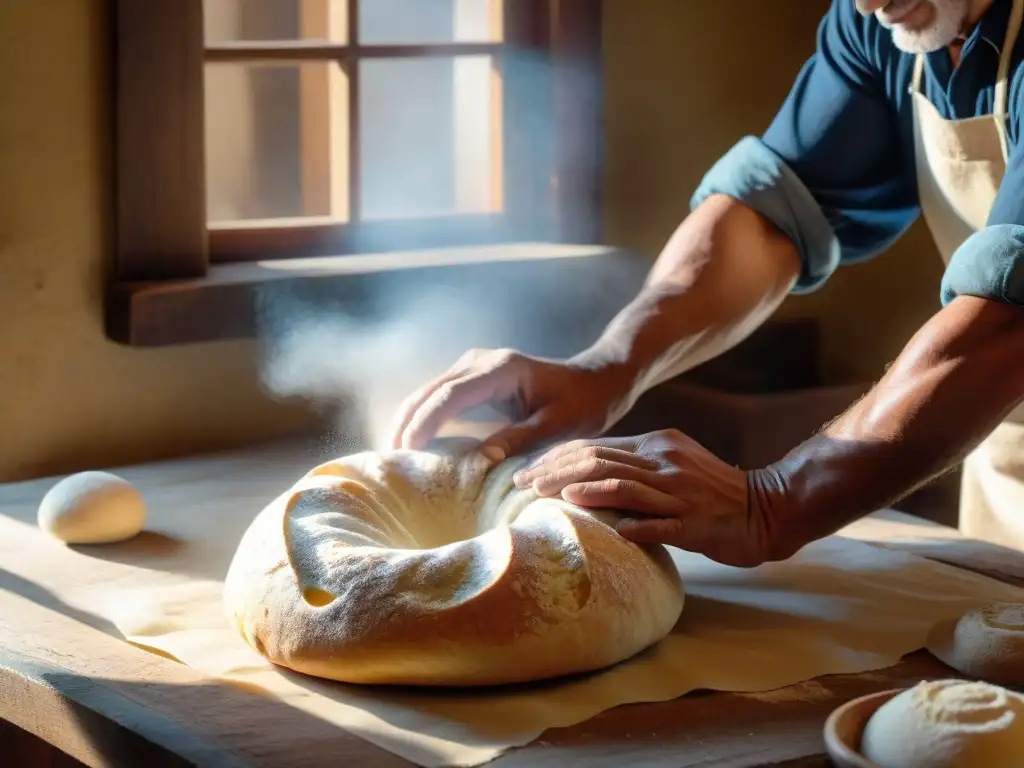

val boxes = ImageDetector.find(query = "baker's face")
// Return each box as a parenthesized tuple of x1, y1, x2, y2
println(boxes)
(856, 0, 971, 53)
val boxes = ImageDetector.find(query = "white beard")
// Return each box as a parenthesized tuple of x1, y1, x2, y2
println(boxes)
(878, 0, 970, 53)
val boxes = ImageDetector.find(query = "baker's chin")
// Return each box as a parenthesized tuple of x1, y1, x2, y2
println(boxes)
(885, 0, 967, 55)
(890, 25, 959, 53)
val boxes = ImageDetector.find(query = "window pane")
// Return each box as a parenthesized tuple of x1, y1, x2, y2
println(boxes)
(359, 0, 501, 44)
(204, 0, 348, 44)
(205, 62, 350, 223)
(359, 56, 501, 220)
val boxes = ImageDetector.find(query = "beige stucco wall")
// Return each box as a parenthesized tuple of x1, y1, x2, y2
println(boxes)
(0, 0, 313, 481)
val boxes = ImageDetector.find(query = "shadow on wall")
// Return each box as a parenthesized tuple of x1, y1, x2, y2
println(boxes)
(603, 0, 831, 255)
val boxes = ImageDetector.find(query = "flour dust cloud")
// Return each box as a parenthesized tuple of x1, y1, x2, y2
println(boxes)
(258, 278, 523, 453)
(256, 256, 646, 456)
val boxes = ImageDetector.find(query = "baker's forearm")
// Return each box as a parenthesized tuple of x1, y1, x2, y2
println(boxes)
(756, 296, 1024, 559)
(572, 194, 801, 406)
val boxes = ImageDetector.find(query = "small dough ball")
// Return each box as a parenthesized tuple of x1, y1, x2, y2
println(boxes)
(38, 471, 146, 544)
(949, 602, 1024, 687)
(861, 679, 1024, 767)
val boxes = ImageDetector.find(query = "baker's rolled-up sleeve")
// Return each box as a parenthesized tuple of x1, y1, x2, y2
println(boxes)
(940, 226, 1024, 306)
(690, 0, 918, 294)
(942, 121, 1024, 306)
(690, 137, 840, 293)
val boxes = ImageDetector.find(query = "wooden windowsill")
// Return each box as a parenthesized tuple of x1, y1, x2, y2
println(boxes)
(105, 242, 631, 347)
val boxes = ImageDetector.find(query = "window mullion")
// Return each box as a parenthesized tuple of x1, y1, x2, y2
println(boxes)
(347, 0, 361, 223)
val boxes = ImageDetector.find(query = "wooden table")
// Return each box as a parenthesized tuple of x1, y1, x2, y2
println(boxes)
(1, 439, 1022, 768)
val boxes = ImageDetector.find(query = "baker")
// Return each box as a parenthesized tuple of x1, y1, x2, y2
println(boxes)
(391, 0, 1024, 568)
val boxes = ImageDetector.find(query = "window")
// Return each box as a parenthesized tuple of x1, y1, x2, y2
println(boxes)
(205, 0, 517, 260)
(107, 0, 604, 346)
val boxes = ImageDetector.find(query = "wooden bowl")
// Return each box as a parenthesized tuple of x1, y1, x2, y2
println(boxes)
(823, 688, 906, 768)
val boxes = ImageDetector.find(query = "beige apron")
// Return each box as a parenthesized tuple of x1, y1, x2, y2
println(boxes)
(912, 0, 1024, 548)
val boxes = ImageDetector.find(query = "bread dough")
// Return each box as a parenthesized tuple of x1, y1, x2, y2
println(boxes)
(945, 602, 1024, 687)
(860, 679, 1024, 767)
(38, 471, 146, 544)
(223, 449, 685, 687)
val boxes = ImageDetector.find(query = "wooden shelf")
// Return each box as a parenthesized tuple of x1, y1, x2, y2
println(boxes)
(105, 243, 638, 347)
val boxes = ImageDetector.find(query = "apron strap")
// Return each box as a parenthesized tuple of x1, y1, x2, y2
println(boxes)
(911, 0, 1023, 161)
(994, 0, 1023, 159)
(911, 52, 926, 95)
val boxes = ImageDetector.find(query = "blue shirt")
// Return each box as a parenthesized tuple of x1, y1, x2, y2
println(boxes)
(691, 0, 1024, 306)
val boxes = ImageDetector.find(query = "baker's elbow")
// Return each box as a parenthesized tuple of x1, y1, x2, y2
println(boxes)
(999, 305, 1024, 393)
(945, 295, 1024, 395)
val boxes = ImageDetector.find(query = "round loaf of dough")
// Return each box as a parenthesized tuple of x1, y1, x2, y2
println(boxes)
(860, 679, 1024, 767)
(947, 602, 1024, 687)
(38, 471, 146, 544)
(223, 450, 685, 687)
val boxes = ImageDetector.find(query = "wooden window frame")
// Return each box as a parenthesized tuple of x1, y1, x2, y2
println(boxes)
(206, 0, 509, 260)
(107, 0, 605, 347)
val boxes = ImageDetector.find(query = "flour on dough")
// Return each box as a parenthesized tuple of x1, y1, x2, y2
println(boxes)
(861, 679, 1024, 767)
(947, 602, 1024, 687)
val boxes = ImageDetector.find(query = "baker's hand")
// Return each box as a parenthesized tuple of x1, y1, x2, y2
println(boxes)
(390, 348, 634, 462)
(512, 429, 778, 568)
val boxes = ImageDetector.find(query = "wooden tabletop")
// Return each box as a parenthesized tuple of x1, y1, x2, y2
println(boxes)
(1, 440, 1023, 768)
